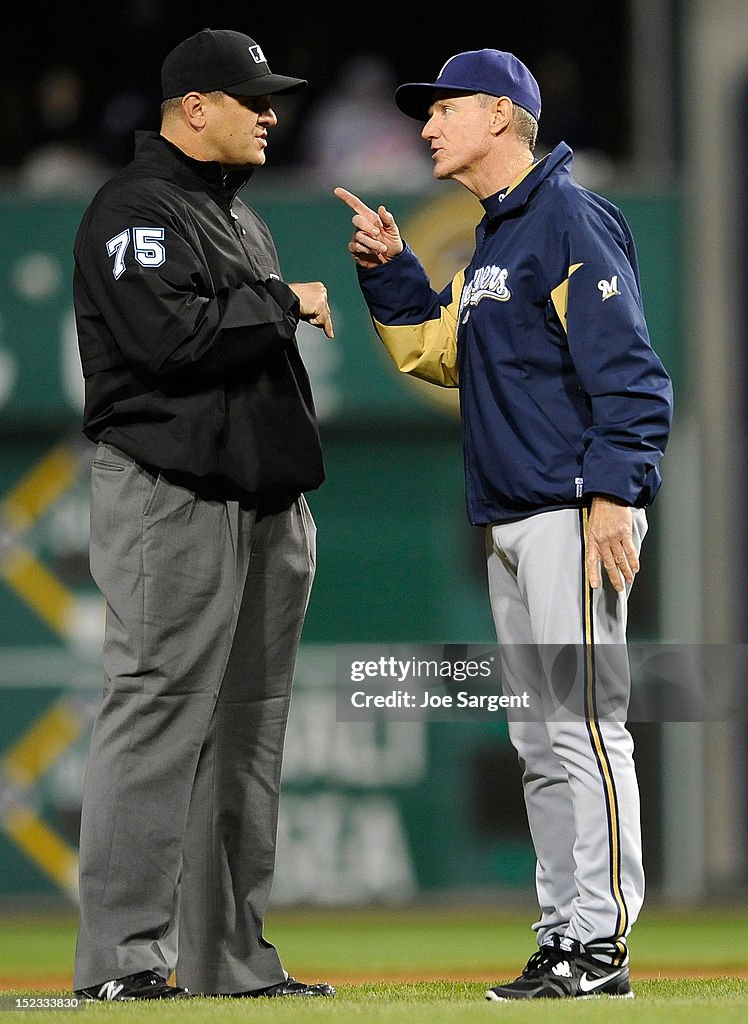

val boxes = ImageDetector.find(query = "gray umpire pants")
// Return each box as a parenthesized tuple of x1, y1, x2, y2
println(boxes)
(73, 443, 316, 994)
(486, 506, 647, 954)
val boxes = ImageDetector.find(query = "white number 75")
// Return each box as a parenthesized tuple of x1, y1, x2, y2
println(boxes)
(106, 227, 166, 279)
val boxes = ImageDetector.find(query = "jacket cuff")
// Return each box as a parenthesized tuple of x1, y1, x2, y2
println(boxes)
(264, 276, 301, 321)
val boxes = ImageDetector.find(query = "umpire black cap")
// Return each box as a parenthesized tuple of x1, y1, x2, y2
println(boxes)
(161, 28, 307, 101)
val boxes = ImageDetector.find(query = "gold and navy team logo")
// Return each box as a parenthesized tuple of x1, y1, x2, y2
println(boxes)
(459, 265, 512, 323)
(597, 275, 621, 301)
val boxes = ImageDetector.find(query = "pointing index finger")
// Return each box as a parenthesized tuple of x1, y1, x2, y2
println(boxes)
(334, 186, 378, 223)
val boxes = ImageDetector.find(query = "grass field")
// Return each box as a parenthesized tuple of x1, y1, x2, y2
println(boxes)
(1, 904, 747, 1022)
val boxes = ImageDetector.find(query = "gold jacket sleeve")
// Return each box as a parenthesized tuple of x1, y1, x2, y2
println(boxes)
(372, 270, 464, 388)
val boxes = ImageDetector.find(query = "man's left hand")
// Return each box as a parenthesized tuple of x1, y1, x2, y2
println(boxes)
(586, 496, 639, 592)
(289, 281, 334, 338)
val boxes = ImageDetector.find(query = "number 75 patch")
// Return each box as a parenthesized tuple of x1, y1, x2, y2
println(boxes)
(106, 227, 166, 279)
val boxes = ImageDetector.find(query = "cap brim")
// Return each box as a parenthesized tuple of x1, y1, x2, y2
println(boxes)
(225, 73, 307, 97)
(395, 81, 476, 120)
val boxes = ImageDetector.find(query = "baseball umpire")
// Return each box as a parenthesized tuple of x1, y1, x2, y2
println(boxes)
(72, 28, 335, 1000)
(336, 49, 672, 1000)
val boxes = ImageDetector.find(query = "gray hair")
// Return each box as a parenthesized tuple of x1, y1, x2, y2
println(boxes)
(512, 103, 539, 151)
(476, 92, 538, 151)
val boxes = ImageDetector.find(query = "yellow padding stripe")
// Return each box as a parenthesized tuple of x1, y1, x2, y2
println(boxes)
(2, 700, 84, 788)
(375, 319, 459, 387)
(0, 547, 76, 634)
(550, 262, 584, 333)
(3, 805, 79, 895)
(374, 270, 463, 388)
(581, 508, 628, 938)
(1, 446, 80, 532)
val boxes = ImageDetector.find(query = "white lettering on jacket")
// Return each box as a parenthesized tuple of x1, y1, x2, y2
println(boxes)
(459, 265, 511, 323)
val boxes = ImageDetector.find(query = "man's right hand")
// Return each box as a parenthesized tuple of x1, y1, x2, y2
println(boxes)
(334, 187, 404, 268)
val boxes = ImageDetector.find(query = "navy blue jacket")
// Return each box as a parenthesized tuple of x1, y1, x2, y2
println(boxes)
(357, 143, 673, 525)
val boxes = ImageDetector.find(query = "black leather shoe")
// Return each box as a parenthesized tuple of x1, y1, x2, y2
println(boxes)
(75, 969, 190, 1001)
(231, 976, 336, 997)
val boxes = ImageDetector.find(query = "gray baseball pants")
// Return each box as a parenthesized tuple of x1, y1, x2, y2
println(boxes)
(486, 506, 647, 955)
(73, 442, 316, 994)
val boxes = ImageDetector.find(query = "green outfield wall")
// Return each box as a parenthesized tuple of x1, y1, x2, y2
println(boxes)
(0, 185, 681, 904)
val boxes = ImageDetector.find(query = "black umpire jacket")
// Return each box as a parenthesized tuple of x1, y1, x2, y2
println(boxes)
(73, 130, 324, 501)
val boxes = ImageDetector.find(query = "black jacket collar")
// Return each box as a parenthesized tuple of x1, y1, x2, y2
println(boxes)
(131, 130, 253, 205)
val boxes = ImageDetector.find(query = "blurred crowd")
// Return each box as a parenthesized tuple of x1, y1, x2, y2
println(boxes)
(1, 12, 626, 198)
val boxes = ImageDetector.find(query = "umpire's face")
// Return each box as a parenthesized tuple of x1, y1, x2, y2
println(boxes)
(202, 91, 279, 169)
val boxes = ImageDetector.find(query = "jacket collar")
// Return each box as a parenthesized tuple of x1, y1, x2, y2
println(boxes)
(132, 131, 253, 204)
(480, 141, 573, 221)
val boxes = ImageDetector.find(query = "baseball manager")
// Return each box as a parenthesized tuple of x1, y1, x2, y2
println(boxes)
(337, 48, 673, 1000)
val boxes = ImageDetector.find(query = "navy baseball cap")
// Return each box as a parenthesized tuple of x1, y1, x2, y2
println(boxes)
(161, 28, 307, 100)
(395, 49, 541, 122)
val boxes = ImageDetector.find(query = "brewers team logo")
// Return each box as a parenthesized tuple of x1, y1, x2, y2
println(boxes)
(598, 275, 621, 301)
(459, 265, 511, 323)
